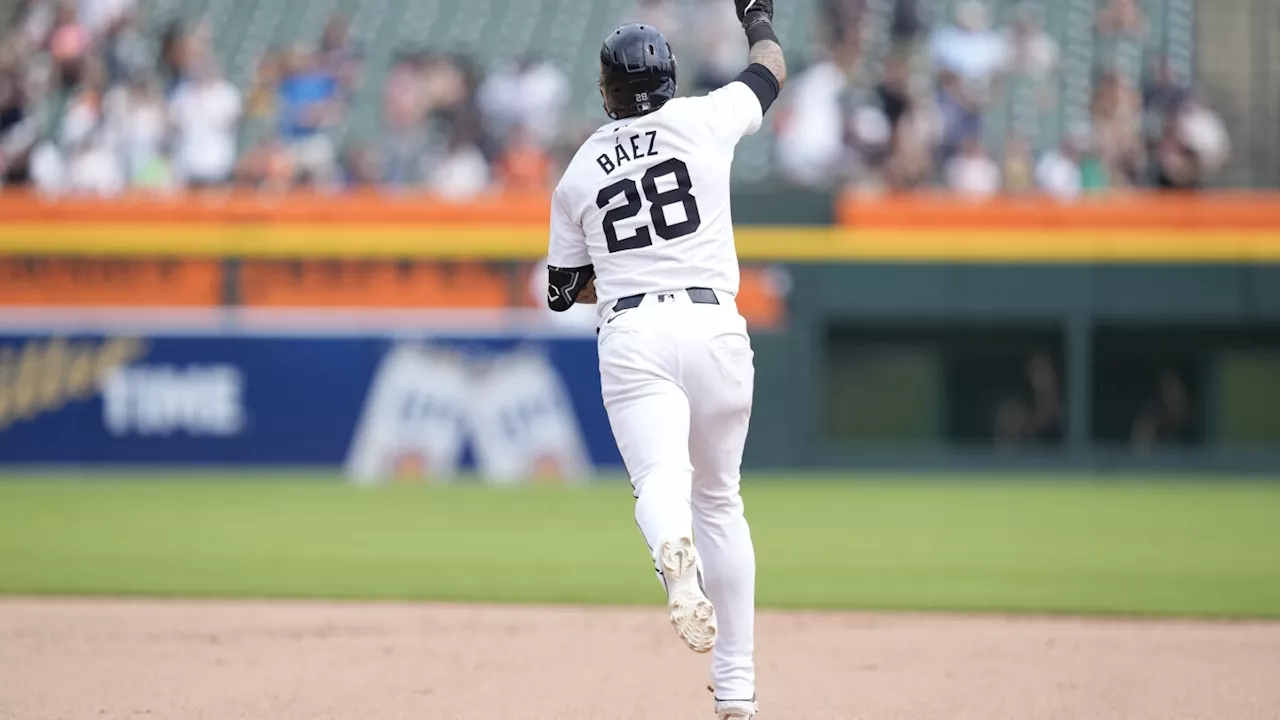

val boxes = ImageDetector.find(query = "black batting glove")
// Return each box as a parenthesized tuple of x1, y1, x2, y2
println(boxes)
(735, 0, 774, 26)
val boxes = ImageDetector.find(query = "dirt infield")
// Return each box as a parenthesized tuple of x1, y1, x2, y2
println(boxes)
(2, 599, 1278, 720)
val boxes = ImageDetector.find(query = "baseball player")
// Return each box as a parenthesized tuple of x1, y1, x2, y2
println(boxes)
(544, 4, 785, 718)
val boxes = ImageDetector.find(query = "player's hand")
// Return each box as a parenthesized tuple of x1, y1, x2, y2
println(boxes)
(735, 0, 774, 25)
(575, 278, 598, 305)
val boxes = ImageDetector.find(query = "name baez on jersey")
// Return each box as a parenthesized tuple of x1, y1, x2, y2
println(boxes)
(546, 68, 779, 314)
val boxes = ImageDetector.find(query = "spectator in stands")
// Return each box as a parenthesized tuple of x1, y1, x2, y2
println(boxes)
(820, 0, 865, 49)
(775, 39, 856, 188)
(890, 0, 930, 48)
(477, 54, 568, 148)
(1002, 3, 1057, 80)
(78, 0, 136, 37)
(876, 53, 944, 190)
(876, 51, 912, 132)
(494, 124, 552, 191)
(929, 0, 1006, 85)
(157, 22, 192, 93)
(169, 57, 241, 187)
(934, 68, 981, 160)
(102, 10, 150, 86)
(689, 0, 747, 92)
(1091, 69, 1143, 187)
(12, 0, 56, 47)
(848, 104, 894, 184)
(1143, 57, 1190, 118)
(1002, 133, 1034, 194)
(49, 1, 91, 88)
(277, 46, 341, 185)
(1141, 56, 1191, 157)
(339, 141, 380, 189)
(0, 40, 36, 185)
(1035, 128, 1087, 201)
(881, 108, 939, 190)
(66, 126, 124, 196)
(58, 58, 104, 149)
(945, 135, 1000, 198)
(319, 14, 362, 95)
(381, 52, 432, 188)
(246, 50, 281, 121)
(420, 52, 476, 136)
(1154, 98, 1230, 190)
(865, 54, 942, 190)
(29, 135, 65, 194)
(1096, 0, 1146, 80)
(1096, 0, 1145, 39)
(234, 135, 294, 192)
(428, 127, 489, 200)
(104, 72, 167, 186)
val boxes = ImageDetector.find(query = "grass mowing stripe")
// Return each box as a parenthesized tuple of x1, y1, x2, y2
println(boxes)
(0, 477, 1278, 616)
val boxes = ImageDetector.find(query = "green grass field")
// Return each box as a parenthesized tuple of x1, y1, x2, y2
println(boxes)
(2, 475, 1279, 617)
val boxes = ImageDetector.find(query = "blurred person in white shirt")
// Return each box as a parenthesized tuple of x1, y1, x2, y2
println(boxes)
(168, 57, 241, 186)
(945, 135, 1000, 198)
(30, 138, 67, 195)
(67, 128, 125, 196)
(477, 55, 568, 147)
(1036, 128, 1088, 201)
(429, 130, 489, 200)
(930, 0, 1007, 84)
(774, 41, 856, 187)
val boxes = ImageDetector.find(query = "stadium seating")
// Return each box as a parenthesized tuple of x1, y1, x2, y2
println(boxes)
(113, 0, 1196, 180)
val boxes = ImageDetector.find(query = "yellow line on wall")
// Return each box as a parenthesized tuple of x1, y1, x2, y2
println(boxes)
(2, 224, 1279, 262)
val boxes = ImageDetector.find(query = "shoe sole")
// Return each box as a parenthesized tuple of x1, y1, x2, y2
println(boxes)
(659, 537, 717, 654)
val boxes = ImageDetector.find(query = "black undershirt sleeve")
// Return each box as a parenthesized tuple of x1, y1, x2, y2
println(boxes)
(546, 264, 594, 312)
(735, 63, 781, 115)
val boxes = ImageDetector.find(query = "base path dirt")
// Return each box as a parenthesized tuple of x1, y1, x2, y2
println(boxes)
(2, 599, 1278, 720)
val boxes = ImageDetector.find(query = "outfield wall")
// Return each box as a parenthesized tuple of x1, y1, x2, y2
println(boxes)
(1, 192, 1278, 474)
(0, 323, 619, 476)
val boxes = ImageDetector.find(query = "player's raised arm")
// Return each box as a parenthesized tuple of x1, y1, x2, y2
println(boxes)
(736, 0, 787, 93)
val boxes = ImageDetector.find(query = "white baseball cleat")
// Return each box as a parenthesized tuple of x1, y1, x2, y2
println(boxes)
(658, 536, 717, 654)
(714, 698, 759, 719)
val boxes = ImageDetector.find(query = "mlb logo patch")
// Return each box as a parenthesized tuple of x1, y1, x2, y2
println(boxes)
(658, 293, 675, 303)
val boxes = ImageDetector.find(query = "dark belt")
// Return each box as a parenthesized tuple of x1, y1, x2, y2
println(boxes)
(612, 287, 720, 312)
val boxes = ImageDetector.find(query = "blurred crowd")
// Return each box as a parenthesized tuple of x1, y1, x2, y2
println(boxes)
(776, 0, 1231, 196)
(0, 0, 1232, 197)
(0, 0, 583, 195)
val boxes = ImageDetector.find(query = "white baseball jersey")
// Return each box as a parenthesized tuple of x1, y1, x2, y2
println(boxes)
(549, 76, 767, 709)
(547, 81, 764, 309)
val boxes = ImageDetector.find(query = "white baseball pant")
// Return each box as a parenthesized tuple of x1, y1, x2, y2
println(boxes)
(597, 289, 756, 703)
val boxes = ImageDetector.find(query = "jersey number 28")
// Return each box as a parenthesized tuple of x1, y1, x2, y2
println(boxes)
(596, 158, 702, 253)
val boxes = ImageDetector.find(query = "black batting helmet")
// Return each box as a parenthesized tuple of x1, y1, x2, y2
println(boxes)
(598, 24, 677, 120)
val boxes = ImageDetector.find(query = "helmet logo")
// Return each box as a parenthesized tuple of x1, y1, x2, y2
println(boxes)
(635, 91, 651, 111)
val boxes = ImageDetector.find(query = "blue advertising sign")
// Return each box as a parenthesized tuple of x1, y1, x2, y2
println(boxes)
(0, 332, 620, 476)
